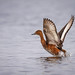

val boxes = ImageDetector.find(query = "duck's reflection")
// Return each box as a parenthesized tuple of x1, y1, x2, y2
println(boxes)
(40, 57, 65, 75)
(40, 57, 63, 63)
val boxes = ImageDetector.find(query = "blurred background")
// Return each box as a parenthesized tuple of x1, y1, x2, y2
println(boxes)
(0, 0, 75, 75)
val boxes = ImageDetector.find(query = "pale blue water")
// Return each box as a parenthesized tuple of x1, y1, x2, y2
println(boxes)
(0, 0, 75, 75)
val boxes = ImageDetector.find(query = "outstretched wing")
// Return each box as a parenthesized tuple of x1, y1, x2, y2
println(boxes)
(58, 16, 74, 43)
(43, 18, 60, 46)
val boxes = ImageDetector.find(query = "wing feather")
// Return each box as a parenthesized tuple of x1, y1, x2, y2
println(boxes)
(43, 18, 60, 46)
(59, 16, 74, 43)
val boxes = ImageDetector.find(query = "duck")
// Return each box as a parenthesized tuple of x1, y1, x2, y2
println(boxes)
(32, 16, 74, 57)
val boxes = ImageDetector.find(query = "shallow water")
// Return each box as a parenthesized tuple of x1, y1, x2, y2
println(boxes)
(0, 0, 75, 75)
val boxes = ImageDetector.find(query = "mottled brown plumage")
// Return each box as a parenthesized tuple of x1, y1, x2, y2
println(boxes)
(33, 16, 74, 57)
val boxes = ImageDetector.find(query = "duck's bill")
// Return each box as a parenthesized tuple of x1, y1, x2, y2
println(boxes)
(32, 33, 35, 35)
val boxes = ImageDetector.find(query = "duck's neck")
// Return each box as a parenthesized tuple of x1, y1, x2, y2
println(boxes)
(39, 33, 46, 47)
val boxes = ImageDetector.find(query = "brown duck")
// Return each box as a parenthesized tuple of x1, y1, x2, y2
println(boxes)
(32, 16, 74, 57)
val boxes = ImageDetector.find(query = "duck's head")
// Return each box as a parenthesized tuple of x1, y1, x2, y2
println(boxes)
(32, 30, 42, 36)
